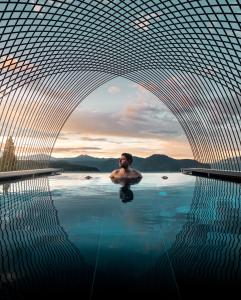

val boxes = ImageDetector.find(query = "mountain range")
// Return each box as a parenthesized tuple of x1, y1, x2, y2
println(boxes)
(46, 154, 210, 172)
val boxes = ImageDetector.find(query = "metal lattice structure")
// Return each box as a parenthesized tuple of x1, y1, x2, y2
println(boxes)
(0, 0, 240, 171)
(149, 176, 241, 296)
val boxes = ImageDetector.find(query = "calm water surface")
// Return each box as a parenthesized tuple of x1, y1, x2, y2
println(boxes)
(1, 172, 241, 299)
(50, 172, 195, 261)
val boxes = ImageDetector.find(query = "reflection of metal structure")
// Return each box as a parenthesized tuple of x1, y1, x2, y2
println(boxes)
(0, 1, 240, 170)
(0, 177, 91, 298)
(153, 177, 241, 296)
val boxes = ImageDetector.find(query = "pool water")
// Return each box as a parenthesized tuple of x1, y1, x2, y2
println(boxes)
(1, 172, 241, 299)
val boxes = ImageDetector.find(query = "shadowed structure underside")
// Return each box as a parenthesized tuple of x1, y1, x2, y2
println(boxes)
(0, 0, 240, 170)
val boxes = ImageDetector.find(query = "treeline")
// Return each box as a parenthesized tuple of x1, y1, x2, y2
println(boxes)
(0, 137, 44, 171)
(0, 136, 17, 172)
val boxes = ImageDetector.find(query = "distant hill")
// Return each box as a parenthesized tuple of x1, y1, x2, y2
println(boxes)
(49, 160, 99, 172)
(16, 154, 241, 172)
(17, 159, 99, 172)
(48, 154, 210, 172)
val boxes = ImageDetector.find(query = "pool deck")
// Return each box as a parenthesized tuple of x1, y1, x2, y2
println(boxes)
(181, 168, 241, 183)
(0, 168, 62, 183)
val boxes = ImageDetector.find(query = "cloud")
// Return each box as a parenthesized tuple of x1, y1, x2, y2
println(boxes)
(62, 80, 182, 141)
(0, 55, 18, 70)
(107, 85, 121, 94)
(53, 147, 102, 153)
(0, 55, 38, 79)
(80, 136, 108, 141)
(61, 98, 183, 141)
(57, 133, 69, 140)
(54, 79, 192, 158)
(33, 4, 42, 12)
(132, 12, 161, 31)
(56, 134, 119, 143)
(53, 137, 192, 159)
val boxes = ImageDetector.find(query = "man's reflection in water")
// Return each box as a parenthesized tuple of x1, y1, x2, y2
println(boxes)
(110, 177, 142, 203)
(120, 185, 134, 203)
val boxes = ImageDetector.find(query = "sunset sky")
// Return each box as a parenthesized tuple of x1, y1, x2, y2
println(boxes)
(52, 77, 193, 159)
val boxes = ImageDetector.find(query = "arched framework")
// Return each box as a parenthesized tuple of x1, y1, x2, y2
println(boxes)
(0, 0, 240, 171)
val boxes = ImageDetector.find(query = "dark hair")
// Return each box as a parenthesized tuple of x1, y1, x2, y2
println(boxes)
(121, 152, 133, 165)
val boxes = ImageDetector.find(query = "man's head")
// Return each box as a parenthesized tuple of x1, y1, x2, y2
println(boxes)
(119, 153, 133, 169)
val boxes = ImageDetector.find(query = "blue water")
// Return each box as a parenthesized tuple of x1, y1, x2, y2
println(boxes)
(1, 172, 241, 299)
(50, 173, 195, 272)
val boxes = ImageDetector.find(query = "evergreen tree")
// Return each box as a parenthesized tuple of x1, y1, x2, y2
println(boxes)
(0, 136, 17, 171)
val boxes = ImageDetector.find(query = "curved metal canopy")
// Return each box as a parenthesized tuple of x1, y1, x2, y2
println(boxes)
(0, 0, 240, 170)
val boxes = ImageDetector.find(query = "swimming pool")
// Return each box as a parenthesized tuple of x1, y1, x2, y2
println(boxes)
(1, 172, 241, 299)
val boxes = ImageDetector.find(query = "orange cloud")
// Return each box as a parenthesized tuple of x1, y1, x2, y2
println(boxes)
(0, 55, 37, 74)
(0, 56, 18, 70)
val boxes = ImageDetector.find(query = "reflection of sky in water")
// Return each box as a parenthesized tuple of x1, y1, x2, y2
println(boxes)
(49, 173, 196, 266)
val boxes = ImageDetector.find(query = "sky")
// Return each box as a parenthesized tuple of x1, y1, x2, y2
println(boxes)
(52, 77, 193, 159)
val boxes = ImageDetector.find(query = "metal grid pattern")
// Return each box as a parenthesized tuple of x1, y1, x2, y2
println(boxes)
(0, 0, 240, 170)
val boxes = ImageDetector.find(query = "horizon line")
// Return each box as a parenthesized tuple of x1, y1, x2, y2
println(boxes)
(16, 153, 194, 160)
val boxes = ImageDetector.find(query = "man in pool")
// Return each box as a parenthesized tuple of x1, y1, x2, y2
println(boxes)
(109, 153, 142, 179)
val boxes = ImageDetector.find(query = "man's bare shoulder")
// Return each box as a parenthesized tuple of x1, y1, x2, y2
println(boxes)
(130, 168, 142, 177)
(109, 169, 120, 178)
